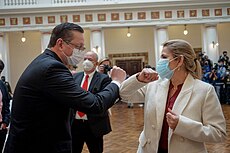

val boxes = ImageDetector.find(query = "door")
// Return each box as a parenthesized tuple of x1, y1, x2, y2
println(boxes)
(115, 59, 142, 76)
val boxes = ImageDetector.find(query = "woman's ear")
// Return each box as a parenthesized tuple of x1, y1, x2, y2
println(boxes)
(178, 55, 184, 67)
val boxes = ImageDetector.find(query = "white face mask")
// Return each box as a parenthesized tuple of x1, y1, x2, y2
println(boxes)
(83, 59, 94, 71)
(63, 48, 85, 66)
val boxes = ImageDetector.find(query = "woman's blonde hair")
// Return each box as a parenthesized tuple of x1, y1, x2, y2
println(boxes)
(162, 39, 202, 79)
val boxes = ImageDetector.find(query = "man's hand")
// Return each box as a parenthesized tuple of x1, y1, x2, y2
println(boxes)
(137, 68, 159, 83)
(166, 108, 179, 130)
(0, 123, 7, 130)
(110, 66, 126, 84)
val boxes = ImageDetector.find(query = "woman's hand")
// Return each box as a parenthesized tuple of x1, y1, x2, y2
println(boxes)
(136, 68, 159, 83)
(166, 108, 179, 130)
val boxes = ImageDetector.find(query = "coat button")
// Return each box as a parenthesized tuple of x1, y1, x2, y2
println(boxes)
(147, 139, 151, 144)
(151, 125, 155, 129)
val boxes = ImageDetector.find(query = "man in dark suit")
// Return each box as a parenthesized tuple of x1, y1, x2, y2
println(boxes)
(71, 51, 112, 153)
(3, 22, 126, 153)
(0, 60, 10, 152)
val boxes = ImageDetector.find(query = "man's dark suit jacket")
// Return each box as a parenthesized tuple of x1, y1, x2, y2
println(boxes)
(3, 49, 119, 153)
(73, 71, 112, 137)
(0, 80, 10, 126)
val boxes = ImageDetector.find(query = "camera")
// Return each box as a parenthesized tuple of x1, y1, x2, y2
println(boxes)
(103, 64, 112, 74)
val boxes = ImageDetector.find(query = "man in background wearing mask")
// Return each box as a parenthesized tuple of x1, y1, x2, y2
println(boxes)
(71, 51, 112, 153)
(3, 22, 126, 153)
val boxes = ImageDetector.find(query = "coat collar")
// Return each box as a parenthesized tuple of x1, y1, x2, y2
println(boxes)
(157, 74, 195, 113)
(74, 71, 100, 92)
(155, 74, 195, 136)
(44, 48, 63, 63)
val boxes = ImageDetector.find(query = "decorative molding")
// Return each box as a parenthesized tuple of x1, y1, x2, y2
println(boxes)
(190, 10, 197, 17)
(0, 6, 230, 31)
(10, 18, 18, 25)
(151, 12, 159, 19)
(111, 13, 119, 21)
(228, 8, 230, 15)
(35, 17, 43, 24)
(125, 13, 132, 20)
(165, 11, 172, 18)
(98, 14, 106, 21)
(0, 18, 5, 26)
(73, 15, 80, 22)
(177, 10, 184, 18)
(215, 9, 222, 16)
(23, 17, 30, 24)
(48, 16, 55, 23)
(85, 14, 93, 22)
(60, 15, 68, 23)
(138, 12, 146, 20)
(202, 9, 210, 17)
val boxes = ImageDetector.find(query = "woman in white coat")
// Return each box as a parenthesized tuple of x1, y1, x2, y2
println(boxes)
(120, 39, 227, 153)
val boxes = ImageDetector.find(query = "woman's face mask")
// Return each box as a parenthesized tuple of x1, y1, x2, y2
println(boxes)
(82, 59, 94, 71)
(156, 57, 178, 80)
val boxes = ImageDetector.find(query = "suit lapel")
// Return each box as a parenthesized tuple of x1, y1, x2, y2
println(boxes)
(155, 79, 170, 132)
(88, 72, 99, 92)
(168, 74, 195, 138)
(75, 72, 84, 85)
(172, 74, 194, 115)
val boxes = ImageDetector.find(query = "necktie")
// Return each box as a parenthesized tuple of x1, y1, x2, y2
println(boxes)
(77, 74, 89, 117)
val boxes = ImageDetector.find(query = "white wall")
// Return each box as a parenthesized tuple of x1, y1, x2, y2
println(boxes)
(7, 23, 230, 91)
(9, 31, 42, 91)
(168, 24, 202, 49)
(104, 26, 155, 65)
(218, 23, 230, 56)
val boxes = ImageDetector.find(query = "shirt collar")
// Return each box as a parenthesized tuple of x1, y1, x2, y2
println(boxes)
(84, 70, 96, 79)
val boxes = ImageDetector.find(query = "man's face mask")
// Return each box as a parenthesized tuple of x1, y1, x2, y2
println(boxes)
(62, 40, 86, 66)
(82, 59, 94, 71)
(65, 48, 85, 66)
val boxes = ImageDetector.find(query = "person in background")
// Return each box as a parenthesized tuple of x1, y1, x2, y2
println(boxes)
(0, 60, 10, 152)
(3, 22, 126, 153)
(71, 51, 112, 153)
(203, 55, 213, 70)
(120, 39, 226, 153)
(219, 50, 229, 68)
(1, 76, 13, 99)
(98, 58, 112, 75)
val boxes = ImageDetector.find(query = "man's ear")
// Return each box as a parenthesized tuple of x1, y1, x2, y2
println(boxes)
(56, 38, 64, 49)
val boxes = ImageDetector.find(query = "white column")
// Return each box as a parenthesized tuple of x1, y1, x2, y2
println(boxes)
(0, 32, 11, 81)
(153, 25, 169, 64)
(202, 23, 219, 63)
(90, 28, 105, 60)
(40, 30, 51, 53)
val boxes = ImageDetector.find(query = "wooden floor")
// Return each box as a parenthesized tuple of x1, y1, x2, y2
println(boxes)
(82, 102, 230, 153)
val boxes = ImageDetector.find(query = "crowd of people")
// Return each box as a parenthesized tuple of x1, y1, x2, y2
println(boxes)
(0, 22, 227, 153)
(200, 51, 230, 104)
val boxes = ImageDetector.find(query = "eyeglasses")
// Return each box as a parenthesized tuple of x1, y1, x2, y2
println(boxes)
(63, 40, 86, 51)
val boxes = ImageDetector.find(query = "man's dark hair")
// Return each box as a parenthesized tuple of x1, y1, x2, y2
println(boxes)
(0, 59, 5, 72)
(48, 22, 84, 48)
